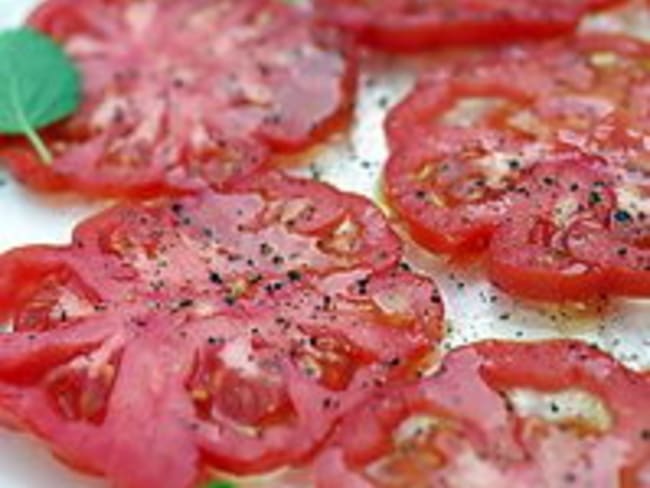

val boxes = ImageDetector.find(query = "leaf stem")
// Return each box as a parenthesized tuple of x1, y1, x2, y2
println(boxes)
(23, 124, 53, 165)
(5, 58, 54, 165)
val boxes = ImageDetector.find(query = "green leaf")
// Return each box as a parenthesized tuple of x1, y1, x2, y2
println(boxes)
(0, 27, 81, 164)
(202, 481, 236, 488)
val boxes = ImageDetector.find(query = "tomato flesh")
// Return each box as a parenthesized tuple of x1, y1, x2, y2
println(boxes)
(384, 34, 650, 300)
(0, 0, 357, 198)
(315, 340, 650, 487)
(0, 172, 443, 487)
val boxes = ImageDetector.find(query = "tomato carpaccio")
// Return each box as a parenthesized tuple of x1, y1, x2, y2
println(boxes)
(384, 33, 650, 300)
(0, 0, 357, 199)
(314, 0, 626, 52)
(386, 34, 650, 161)
(487, 157, 650, 301)
(0, 172, 443, 488)
(315, 340, 650, 487)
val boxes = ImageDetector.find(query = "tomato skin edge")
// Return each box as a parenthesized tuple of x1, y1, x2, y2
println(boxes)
(314, 0, 630, 53)
(352, 19, 578, 54)
(384, 186, 495, 255)
(486, 251, 606, 302)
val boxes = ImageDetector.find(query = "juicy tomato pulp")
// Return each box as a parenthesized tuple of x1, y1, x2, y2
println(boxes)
(385, 34, 650, 300)
(314, 0, 626, 52)
(315, 340, 650, 487)
(488, 158, 650, 301)
(0, 0, 357, 198)
(0, 172, 443, 488)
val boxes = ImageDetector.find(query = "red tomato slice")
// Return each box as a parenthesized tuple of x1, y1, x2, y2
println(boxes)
(387, 33, 650, 165)
(489, 157, 650, 301)
(0, 173, 443, 487)
(314, 0, 626, 52)
(385, 34, 650, 254)
(0, 0, 357, 198)
(315, 340, 650, 487)
(384, 125, 543, 254)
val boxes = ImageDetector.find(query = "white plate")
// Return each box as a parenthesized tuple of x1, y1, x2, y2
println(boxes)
(1, 1, 650, 487)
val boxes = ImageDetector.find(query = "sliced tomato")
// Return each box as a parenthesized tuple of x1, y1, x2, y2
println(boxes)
(0, 173, 443, 487)
(385, 34, 650, 256)
(314, 0, 626, 52)
(315, 340, 650, 487)
(488, 157, 650, 301)
(0, 0, 357, 198)
(387, 34, 650, 164)
(487, 157, 615, 302)
(384, 125, 544, 254)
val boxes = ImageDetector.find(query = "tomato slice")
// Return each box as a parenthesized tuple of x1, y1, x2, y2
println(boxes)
(384, 125, 544, 254)
(387, 33, 650, 164)
(0, 172, 443, 487)
(0, 0, 357, 198)
(489, 157, 650, 301)
(397, 34, 650, 156)
(315, 340, 650, 487)
(314, 0, 626, 52)
(385, 34, 650, 260)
